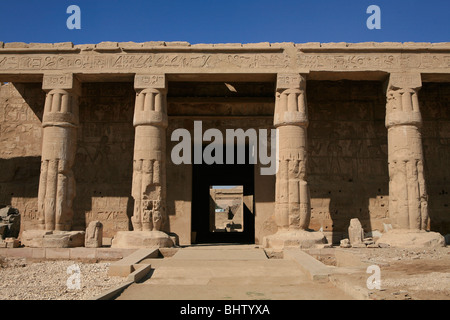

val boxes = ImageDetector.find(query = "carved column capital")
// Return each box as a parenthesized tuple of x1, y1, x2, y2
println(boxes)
(274, 73, 308, 127)
(385, 73, 422, 129)
(134, 74, 168, 128)
(42, 74, 80, 128)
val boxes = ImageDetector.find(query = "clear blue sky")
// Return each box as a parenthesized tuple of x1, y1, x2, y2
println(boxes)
(0, 0, 448, 44)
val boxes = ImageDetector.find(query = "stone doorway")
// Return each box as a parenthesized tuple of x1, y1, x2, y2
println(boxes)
(191, 145, 255, 244)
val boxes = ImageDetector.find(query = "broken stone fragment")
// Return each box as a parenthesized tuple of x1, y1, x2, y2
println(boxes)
(5, 237, 20, 248)
(0, 206, 20, 239)
(340, 238, 351, 248)
(364, 237, 375, 246)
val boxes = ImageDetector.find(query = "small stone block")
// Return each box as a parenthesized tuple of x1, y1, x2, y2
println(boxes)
(70, 248, 97, 259)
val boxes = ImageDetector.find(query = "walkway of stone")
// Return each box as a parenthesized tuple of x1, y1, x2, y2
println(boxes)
(116, 245, 352, 300)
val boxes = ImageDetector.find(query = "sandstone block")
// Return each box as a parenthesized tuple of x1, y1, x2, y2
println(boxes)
(376, 229, 445, 248)
(21, 230, 49, 248)
(111, 231, 174, 249)
(53, 42, 73, 48)
(21, 230, 85, 248)
(96, 42, 118, 49)
(263, 230, 326, 249)
(4, 42, 28, 48)
(42, 231, 85, 248)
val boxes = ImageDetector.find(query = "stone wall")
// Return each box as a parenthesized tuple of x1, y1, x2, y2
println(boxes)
(73, 83, 135, 237)
(0, 83, 44, 232)
(421, 83, 450, 235)
(307, 81, 389, 242)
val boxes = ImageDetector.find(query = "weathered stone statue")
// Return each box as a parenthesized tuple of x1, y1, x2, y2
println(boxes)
(112, 74, 173, 248)
(85, 220, 103, 248)
(263, 74, 326, 249)
(348, 218, 364, 246)
(377, 73, 445, 248)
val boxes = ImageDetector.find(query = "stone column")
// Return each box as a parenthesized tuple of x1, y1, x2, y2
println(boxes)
(22, 74, 85, 248)
(263, 74, 325, 249)
(112, 74, 173, 248)
(377, 73, 444, 248)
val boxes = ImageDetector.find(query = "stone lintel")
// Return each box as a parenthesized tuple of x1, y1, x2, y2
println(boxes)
(134, 74, 167, 91)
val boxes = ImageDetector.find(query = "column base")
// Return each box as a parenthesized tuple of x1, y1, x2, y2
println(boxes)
(263, 230, 327, 250)
(376, 229, 446, 248)
(21, 230, 85, 248)
(111, 231, 174, 249)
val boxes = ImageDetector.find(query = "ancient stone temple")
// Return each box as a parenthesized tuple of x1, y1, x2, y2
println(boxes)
(0, 41, 448, 248)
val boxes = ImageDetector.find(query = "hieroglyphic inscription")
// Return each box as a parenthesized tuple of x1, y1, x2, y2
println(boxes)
(134, 74, 165, 89)
(42, 73, 73, 90)
(276, 73, 303, 89)
(0, 53, 291, 72)
(297, 52, 450, 70)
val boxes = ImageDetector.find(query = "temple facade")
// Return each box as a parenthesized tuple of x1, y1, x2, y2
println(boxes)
(0, 41, 448, 248)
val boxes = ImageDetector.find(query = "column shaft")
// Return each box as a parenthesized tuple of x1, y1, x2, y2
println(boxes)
(37, 76, 80, 232)
(274, 74, 310, 231)
(131, 76, 168, 232)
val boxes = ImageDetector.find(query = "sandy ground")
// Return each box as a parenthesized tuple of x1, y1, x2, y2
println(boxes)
(0, 257, 127, 300)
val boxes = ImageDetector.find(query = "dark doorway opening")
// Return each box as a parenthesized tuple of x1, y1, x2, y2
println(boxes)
(191, 144, 255, 244)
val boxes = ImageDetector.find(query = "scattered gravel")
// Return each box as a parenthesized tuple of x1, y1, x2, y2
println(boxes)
(382, 272, 450, 292)
(343, 247, 450, 265)
(0, 258, 127, 300)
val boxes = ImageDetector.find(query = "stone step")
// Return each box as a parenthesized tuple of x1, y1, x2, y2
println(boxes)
(108, 248, 159, 277)
(171, 247, 268, 261)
